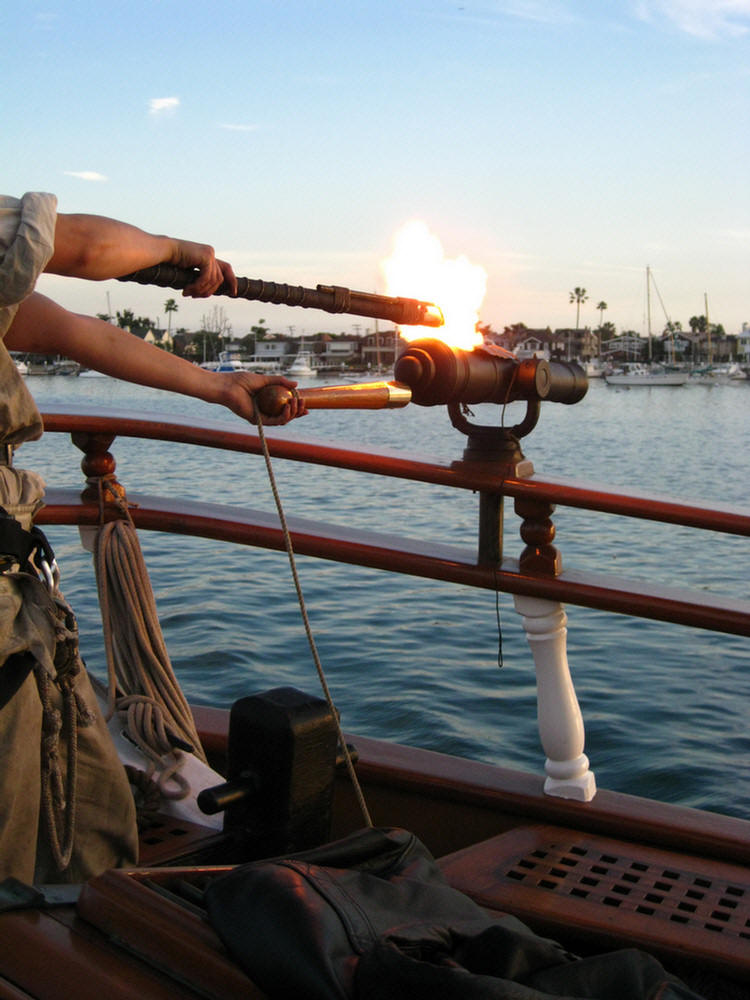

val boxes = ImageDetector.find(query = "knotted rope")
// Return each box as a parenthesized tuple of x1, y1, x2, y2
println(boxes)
(35, 591, 96, 871)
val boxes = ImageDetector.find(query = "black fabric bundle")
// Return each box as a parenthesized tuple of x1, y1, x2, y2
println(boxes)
(205, 826, 704, 1000)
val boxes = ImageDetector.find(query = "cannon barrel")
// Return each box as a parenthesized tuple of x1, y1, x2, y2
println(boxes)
(393, 338, 588, 407)
(119, 265, 444, 328)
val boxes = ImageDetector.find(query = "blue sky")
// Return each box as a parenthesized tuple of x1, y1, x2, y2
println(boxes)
(5, 1, 749, 339)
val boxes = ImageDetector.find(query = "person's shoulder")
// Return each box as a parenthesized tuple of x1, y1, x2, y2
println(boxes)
(20, 192, 58, 217)
(0, 193, 58, 229)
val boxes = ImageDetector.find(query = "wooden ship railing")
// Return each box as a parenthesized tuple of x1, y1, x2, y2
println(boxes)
(34, 405, 750, 837)
(37, 404, 750, 634)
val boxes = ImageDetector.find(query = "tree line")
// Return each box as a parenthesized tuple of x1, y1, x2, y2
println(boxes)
(567, 286, 726, 339)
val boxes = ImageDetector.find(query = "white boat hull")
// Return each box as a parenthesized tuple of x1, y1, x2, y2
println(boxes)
(605, 366, 688, 386)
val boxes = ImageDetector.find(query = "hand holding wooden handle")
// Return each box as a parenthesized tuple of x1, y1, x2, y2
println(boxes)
(255, 381, 412, 418)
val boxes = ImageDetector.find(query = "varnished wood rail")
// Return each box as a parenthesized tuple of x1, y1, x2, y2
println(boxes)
(39, 488, 750, 638)
(37, 406, 750, 637)
(39, 406, 750, 536)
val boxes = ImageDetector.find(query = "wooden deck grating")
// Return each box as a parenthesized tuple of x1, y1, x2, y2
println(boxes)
(504, 837, 750, 938)
(439, 824, 750, 986)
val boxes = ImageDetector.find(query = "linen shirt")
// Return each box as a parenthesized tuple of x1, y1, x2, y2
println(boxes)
(0, 192, 57, 446)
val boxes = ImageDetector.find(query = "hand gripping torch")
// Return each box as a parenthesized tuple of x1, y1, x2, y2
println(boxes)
(119, 264, 444, 328)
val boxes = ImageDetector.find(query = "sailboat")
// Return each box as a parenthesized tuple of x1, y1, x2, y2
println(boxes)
(688, 293, 733, 385)
(287, 340, 315, 376)
(605, 268, 687, 387)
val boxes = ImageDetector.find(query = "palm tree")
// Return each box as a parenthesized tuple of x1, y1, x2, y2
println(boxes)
(594, 301, 607, 357)
(164, 298, 178, 336)
(569, 287, 588, 329)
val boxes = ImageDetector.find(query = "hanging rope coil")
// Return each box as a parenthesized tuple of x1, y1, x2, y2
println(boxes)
(93, 480, 206, 805)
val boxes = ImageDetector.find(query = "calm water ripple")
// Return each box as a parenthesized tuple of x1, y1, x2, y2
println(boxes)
(22, 374, 750, 820)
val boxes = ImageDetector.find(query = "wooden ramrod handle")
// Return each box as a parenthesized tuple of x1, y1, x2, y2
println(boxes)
(255, 381, 412, 418)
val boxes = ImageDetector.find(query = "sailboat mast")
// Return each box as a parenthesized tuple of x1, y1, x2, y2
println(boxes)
(646, 266, 652, 362)
(705, 292, 712, 364)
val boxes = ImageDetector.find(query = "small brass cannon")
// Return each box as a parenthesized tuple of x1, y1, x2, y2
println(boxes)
(255, 339, 587, 425)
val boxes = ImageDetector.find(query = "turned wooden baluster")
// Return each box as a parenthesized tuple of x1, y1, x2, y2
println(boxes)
(513, 496, 596, 801)
(71, 431, 127, 550)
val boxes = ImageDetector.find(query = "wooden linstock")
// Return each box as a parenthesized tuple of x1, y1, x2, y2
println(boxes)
(255, 381, 412, 418)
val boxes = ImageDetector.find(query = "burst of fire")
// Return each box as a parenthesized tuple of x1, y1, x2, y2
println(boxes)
(381, 221, 487, 351)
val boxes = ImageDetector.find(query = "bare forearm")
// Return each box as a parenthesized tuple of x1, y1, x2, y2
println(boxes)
(46, 215, 176, 280)
(7, 293, 305, 425)
(45, 215, 237, 296)
(9, 294, 215, 394)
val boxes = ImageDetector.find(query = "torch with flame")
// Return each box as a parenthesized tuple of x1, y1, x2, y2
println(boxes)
(255, 222, 586, 427)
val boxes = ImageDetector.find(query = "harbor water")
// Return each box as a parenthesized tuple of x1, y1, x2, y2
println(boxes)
(22, 373, 750, 821)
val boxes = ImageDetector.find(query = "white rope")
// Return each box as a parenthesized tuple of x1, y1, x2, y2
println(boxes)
(255, 413, 373, 829)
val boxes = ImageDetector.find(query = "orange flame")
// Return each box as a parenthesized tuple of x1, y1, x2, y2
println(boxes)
(381, 221, 487, 350)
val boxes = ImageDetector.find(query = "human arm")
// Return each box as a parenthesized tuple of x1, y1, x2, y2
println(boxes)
(45, 214, 237, 297)
(6, 293, 306, 425)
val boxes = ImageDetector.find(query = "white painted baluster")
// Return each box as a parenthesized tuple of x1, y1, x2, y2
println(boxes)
(513, 594, 596, 801)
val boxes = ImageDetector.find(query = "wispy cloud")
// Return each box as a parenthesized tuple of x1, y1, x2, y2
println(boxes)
(64, 171, 107, 182)
(149, 96, 180, 115)
(34, 12, 59, 30)
(439, 1, 574, 27)
(218, 122, 259, 132)
(634, 1, 750, 39)
(722, 228, 750, 243)
(495, 0, 573, 24)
